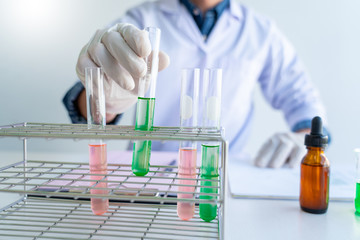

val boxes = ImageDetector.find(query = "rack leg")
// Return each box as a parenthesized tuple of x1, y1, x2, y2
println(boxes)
(23, 138, 27, 200)
(220, 141, 228, 240)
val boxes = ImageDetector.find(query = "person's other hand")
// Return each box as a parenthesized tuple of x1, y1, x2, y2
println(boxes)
(76, 23, 170, 114)
(254, 132, 307, 168)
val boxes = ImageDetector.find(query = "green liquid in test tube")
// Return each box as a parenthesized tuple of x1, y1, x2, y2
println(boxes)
(132, 27, 161, 176)
(355, 149, 360, 214)
(201, 145, 220, 176)
(199, 175, 219, 222)
(355, 182, 360, 213)
(200, 144, 220, 222)
(199, 68, 222, 222)
(132, 97, 155, 176)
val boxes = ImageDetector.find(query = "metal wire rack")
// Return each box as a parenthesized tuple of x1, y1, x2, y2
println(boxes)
(0, 122, 228, 239)
(0, 122, 222, 141)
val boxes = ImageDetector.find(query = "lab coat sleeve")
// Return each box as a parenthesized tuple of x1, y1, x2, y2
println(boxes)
(258, 23, 328, 130)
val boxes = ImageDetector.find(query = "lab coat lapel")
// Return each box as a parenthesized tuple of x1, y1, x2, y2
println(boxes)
(204, 13, 231, 51)
(205, 5, 243, 53)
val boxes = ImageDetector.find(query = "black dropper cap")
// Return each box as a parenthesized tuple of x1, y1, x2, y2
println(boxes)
(304, 116, 328, 148)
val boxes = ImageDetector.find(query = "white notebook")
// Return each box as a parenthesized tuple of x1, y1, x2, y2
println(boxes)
(228, 159, 355, 201)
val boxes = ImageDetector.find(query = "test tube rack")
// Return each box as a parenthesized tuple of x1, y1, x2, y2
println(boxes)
(0, 123, 228, 239)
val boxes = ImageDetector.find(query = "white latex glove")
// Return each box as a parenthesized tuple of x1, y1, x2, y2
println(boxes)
(76, 23, 170, 114)
(254, 132, 307, 168)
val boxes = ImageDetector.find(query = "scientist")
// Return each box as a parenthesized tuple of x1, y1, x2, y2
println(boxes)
(63, 0, 329, 168)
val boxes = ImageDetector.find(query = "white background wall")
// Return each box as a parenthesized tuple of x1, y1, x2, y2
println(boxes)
(0, 0, 359, 164)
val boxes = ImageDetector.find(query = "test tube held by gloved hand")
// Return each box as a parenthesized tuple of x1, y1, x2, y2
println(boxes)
(85, 67, 109, 215)
(132, 27, 161, 176)
(200, 68, 222, 222)
(177, 68, 200, 220)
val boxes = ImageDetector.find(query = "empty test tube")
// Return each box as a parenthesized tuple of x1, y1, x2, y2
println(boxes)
(85, 67, 109, 215)
(132, 27, 161, 176)
(200, 68, 222, 222)
(177, 68, 200, 220)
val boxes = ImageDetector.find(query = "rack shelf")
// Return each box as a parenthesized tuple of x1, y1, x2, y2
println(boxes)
(0, 160, 220, 204)
(0, 197, 219, 239)
(0, 122, 222, 142)
(0, 123, 227, 239)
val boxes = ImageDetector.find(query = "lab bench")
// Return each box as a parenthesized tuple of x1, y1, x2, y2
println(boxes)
(0, 123, 359, 240)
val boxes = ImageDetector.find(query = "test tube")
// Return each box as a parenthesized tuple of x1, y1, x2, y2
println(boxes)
(200, 68, 222, 222)
(355, 149, 360, 214)
(177, 68, 200, 220)
(132, 27, 161, 176)
(85, 67, 109, 215)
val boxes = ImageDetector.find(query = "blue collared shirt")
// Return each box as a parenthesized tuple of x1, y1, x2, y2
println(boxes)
(180, 0, 229, 39)
(63, 0, 330, 156)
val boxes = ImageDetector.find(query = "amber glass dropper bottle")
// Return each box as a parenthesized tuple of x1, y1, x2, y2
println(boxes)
(299, 116, 329, 214)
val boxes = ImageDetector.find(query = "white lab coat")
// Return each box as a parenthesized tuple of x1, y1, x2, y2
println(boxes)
(111, 0, 326, 156)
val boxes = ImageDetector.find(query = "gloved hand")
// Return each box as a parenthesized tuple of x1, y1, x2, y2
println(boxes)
(76, 23, 170, 114)
(254, 132, 307, 168)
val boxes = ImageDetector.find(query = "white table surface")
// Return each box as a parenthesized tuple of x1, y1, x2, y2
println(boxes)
(225, 196, 360, 240)
(0, 151, 359, 240)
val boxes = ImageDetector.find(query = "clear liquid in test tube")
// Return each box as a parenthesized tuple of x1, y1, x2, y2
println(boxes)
(85, 67, 109, 215)
(177, 68, 200, 220)
(132, 27, 161, 176)
(200, 68, 222, 222)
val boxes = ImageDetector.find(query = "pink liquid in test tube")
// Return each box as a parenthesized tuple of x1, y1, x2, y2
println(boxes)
(177, 148, 197, 220)
(89, 143, 108, 215)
